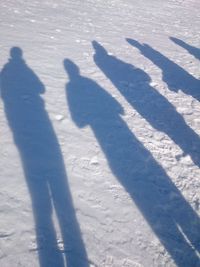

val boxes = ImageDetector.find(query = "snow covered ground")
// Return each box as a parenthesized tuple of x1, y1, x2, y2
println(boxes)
(0, 0, 200, 266)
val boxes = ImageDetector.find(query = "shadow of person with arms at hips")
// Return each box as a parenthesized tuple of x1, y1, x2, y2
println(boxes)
(0, 47, 89, 267)
(64, 58, 200, 267)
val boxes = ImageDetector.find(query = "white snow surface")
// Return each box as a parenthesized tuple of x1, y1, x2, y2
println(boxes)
(0, 0, 200, 266)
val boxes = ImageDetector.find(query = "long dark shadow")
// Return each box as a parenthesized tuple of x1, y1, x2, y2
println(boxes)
(170, 37, 200, 60)
(64, 59, 200, 267)
(92, 41, 200, 168)
(126, 38, 200, 102)
(0, 47, 88, 267)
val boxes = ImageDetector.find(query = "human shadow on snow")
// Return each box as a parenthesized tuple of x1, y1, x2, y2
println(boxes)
(0, 47, 88, 267)
(170, 37, 200, 61)
(126, 38, 200, 102)
(64, 58, 200, 267)
(92, 41, 200, 169)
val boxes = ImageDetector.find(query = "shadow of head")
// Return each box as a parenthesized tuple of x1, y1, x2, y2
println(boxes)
(92, 40, 108, 55)
(63, 58, 80, 78)
(10, 47, 23, 60)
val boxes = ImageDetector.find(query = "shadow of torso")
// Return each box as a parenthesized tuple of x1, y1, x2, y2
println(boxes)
(1, 54, 88, 267)
(66, 63, 200, 267)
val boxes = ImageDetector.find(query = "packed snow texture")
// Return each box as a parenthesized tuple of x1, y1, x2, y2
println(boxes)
(0, 0, 200, 266)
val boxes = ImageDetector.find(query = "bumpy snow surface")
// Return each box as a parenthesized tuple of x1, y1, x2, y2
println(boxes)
(0, 0, 200, 266)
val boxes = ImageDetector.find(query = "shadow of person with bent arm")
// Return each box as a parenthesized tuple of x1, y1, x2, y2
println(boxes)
(126, 38, 200, 101)
(0, 47, 89, 267)
(64, 58, 200, 267)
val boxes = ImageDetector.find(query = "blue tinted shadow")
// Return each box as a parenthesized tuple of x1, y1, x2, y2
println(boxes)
(1, 47, 88, 267)
(170, 37, 200, 60)
(127, 38, 200, 101)
(65, 58, 200, 267)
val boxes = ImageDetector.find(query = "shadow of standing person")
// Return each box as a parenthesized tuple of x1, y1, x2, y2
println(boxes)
(126, 39, 200, 101)
(64, 58, 200, 267)
(92, 40, 200, 168)
(0, 47, 88, 267)
(170, 37, 200, 61)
